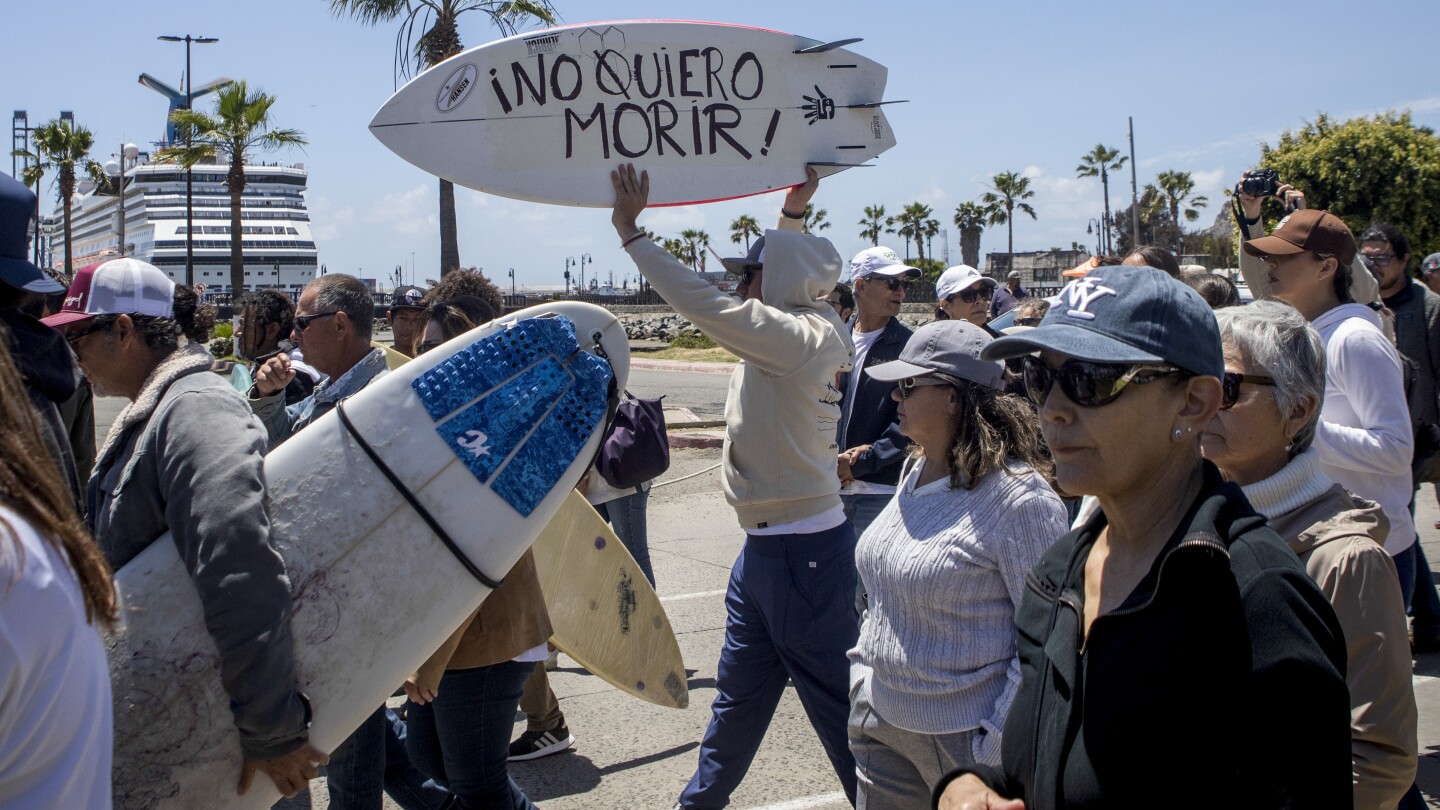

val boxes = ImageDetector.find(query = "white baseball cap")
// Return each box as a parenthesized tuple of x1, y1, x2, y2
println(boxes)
(935, 265, 996, 300)
(849, 246, 920, 281)
(42, 257, 176, 328)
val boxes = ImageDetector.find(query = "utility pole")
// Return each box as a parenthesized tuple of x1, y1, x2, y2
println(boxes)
(159, 34, 220, 287)
(1128, 116, 1140, 251)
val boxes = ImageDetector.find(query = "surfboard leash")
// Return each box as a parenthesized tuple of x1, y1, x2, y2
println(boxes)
(335, 400, 504, 591)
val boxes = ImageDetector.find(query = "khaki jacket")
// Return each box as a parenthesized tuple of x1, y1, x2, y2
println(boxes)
(413, 549, 552, 689)
(1267, 484, 1417, 810)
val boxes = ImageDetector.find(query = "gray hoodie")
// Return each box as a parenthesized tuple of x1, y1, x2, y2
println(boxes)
(625, 223, 852, 529)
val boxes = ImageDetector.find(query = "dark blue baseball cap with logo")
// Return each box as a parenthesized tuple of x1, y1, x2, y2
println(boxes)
(980, 264, 1223, 379)
(0, 172, 64, 294)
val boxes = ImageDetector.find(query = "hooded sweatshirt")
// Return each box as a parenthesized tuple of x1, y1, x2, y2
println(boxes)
(1243, 449, 1416, 810)
(625, 222, 852, 529)
(1311, 303, 1415, 554)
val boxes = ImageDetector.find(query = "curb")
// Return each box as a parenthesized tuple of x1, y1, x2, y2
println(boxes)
(668, 430, 725, 449)
(632, 358, 737, 375)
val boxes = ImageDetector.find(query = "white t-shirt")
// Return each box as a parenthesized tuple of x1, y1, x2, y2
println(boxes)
(0, 505, 112, 809)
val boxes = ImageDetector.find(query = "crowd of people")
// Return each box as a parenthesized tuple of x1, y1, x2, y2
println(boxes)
(4, 152, 1440, 810)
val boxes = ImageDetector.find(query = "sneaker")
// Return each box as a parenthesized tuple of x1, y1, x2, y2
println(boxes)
(508, 726, 574, 761)
(544, 648, 560, 671)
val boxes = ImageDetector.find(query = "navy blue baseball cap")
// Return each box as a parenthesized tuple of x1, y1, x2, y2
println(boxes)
(0, 172, 63, 294)
(980, 264, 1223, 379)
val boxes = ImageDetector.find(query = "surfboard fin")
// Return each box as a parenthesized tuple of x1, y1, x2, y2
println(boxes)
(844, 100, 910, 109)
(794, 37, 863, 54)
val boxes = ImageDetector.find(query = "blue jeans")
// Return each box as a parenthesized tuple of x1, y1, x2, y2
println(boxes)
(406, 661, 537, 810)
(1396, 542, 1419, 615)
(597, 486, 655, 587)
(841, 493, 892, 540)
(326, 706, 450, 810)
(678, 522, 860, 809)
(1412, 539, 1440, 635)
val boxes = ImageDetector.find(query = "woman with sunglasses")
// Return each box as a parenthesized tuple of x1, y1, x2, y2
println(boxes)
(934, 265, 1351, 809)
(934, 266, 996, 328)
(1201, 301, 1416, 810)
(846, 320, 1067, 808)
(404, 293, 552, 810)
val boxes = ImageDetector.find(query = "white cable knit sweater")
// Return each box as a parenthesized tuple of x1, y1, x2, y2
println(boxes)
(849, 457, 1068, 745)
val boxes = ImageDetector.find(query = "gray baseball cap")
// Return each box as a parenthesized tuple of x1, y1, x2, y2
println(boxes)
(980, 264, 1223, 379)
(867, 320, 1005, 390)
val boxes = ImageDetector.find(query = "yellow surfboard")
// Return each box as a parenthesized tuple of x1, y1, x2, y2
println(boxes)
(532, 491, 688, 709)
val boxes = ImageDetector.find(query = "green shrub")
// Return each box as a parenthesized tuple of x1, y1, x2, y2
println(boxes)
(670, 331, 716, 349)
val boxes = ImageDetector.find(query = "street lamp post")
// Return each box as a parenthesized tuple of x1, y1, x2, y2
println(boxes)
(507, 267, 515, 297)
(159, 34, 219, 287)
(564, 256, 575, 296)
(103, 143, 139, 257)
(1087, 218, 1103, 257)
(580, 253, 592, 291)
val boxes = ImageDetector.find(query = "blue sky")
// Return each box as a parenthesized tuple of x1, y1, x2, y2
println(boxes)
(6, 0, 1439, 291)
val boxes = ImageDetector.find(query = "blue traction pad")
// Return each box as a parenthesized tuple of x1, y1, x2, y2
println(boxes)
(411, 316, 613, 516)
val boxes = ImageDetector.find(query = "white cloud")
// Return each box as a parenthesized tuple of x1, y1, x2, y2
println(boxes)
(361, 183, 436, 236)
(306, 194, 353, 242)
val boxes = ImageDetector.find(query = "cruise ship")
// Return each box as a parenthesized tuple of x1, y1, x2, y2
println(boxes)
(43, 82, 319, 293)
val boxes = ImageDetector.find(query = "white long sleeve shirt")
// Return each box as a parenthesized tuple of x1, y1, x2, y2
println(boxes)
(1312, 303, 1415, 555)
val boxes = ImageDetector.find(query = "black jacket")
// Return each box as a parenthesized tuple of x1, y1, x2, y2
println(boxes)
(1384, 278, 1440, 428)
(837, 317, 912, 486)
(1, 306, 82, 505)
(935, 463, 1352, 809)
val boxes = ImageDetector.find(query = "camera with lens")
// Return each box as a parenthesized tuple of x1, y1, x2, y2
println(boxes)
(1239, 168, 1281, 198)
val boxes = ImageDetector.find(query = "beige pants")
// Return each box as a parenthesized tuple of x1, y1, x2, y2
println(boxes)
(518, 661, 564, 732)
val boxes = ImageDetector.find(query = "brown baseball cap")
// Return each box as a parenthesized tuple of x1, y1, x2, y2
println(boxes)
(1242, 209, 1357, 266)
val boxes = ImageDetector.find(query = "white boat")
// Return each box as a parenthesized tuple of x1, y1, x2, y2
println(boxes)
(45, 156, 320, 294)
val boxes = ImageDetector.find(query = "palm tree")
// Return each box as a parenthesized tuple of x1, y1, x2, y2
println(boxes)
(330, 0, 558, 277)
(729, 214, 761, 250)
(1154, 169, 1210, 231)
(679, 229, 710, 272)
(980, 171, 1037, 263)
(14, 119, 103, 279)
(661, 237, 690, 266)
(161, 81, 307, 297)
(1076, 144, 1127, 254)
(893, 202, 934, 265)
(858, 204, 894, 246)
(952, 201, 987, 268)
(801, 204, 829, 235)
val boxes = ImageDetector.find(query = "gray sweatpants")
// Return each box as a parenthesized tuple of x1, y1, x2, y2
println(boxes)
(847, 681, 981, 810)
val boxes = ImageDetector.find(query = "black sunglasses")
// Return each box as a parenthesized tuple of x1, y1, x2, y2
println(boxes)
(1220, 371, 1276, 409)
(1021, 356, 1184, 408)
(1361, 253, 1397, 269)
(867, 276, 907, 291)
(64, 320, 112, 348)
(739, 266, 763, 286)
(1013, 316, 1043, 327)
(418, 340, 443, 355)
(293, 311, 339, 331)
(896, 372, 965, 399)
(947, 286, 993, 305)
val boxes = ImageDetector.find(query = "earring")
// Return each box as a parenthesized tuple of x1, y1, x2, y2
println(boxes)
(1173, 428, 1183, 441)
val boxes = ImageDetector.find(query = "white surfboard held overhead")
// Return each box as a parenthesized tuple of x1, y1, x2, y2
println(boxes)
(369, 20, 899, 207)
(106, 303, 628, 809)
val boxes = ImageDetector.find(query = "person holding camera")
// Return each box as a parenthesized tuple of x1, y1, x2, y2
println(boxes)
(1235, 172, 1417, 611)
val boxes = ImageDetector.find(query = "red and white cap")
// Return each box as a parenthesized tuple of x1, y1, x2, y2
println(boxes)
(42, 258, 176, 328)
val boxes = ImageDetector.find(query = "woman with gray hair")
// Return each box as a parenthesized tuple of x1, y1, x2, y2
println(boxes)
(1201, 299, 1417, 810)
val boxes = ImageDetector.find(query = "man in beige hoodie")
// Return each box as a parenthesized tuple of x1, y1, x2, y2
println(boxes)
(612, 164, 857, 809)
